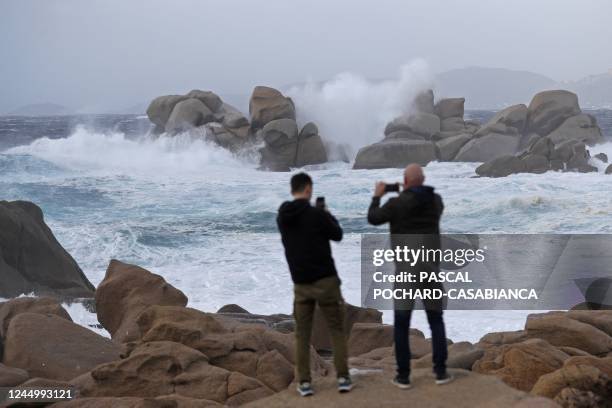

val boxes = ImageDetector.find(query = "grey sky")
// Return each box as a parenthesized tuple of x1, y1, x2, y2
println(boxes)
(1, 0, 611, 112)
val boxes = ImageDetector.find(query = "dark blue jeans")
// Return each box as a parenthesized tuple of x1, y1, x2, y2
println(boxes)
(394, 309, 448, 379)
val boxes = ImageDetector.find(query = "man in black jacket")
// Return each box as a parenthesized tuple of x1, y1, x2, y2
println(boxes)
(277, 172, 352, 397)
(368, 164, 453, 389)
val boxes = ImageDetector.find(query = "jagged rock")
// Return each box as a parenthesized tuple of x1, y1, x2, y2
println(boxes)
(249, 86, 295, 130)
(95, 260, 188, 343)
(0, 200, 95, 299)
(0, 363, 28, 387)
(146, 95, 188, 128)
(3, 313, 122, 381)
(526, 90, 581, 136)
(296, 122, 327, 167)
(546, 113, 603, 146)
(525, 313, 612, 355)
(75, 341, 273, 405)
(532, 356, 612, 405)
(594, 152, 608, 163)
(165, 98, 215, 133)
(384, 113, 440, 140)
(186, 90, 223, 112)
(454, 133, 520, 162)
(440, 117, 465, 132)
(436, 133, 472, 161)
(0, 296, 72, 339)
(353, 140, 436, 169)
(435, 98, 465, 120)
(413, 89, 434, 114)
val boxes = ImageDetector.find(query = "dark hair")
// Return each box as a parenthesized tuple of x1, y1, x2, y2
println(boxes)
(291, 172, 312, 193)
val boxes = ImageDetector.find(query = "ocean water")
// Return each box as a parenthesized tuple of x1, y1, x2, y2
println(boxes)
(1, 111, 611, 342)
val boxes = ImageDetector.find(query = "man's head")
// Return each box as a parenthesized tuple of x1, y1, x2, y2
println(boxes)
(403, 164, 425, 189)
(291, 172, 313, 200)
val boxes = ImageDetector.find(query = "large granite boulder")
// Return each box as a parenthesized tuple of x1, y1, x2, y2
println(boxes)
(3, 313, 122, 380)
(435, 98, 465, 120)
(412, 89, 435, 114)
(526, 90, 581, 136)
(454, 133, 521, 162)
(413, 341, 484, 371)
(95, 260, 188, 343)
(249, 86, 295, 130)
(384, 113, 440, 140)
(436, 133, 472, 161)
(146, 95, 188, 128)
(186, 89, 223, 112)
(0, 363, 28, 387)
(295, 122, 327, 167)
(0, 200, 95, 299)
(475, 155, 527, 177)
(477, 104, 528, 136)
(75, 341, 273, 406)
(546, 113, 603, 146)
(165, 98, 215, 134)
(0, 296, 72, 339)
(353, 140, 436, 169)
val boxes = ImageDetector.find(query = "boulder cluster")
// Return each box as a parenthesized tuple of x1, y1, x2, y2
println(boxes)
(146, 86, 327, 171)
(354, 89, 605, 176)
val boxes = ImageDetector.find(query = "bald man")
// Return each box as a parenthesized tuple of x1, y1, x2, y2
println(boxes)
(368, 164, 452, 389)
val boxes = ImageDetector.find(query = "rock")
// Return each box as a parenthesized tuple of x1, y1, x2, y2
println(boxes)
(0, 200, 95, 299)
(546, 113, 603, 146)
(186, 90, 223, 112)
(532, 356, 612, 405)
(249, 86, 295, 130)
(76, 341, 272, 405)
(146, 95, 188, 128)
(384, 131, 426, 141)
(526, 90, 581, 136)
(591, 152, 607, 163)
(440, 117, 465, 132)
(455, 133, 520, 162)
(436, 134, 472, 161)
(550, 139, 580, 162)
(311, 303, 382, 351)
(0, 363, 28, 387)
(353, 140, 437, 170)
(95, 260, 188, 343)
(3, 313, 122, 380)
(203, 122, 249, 151)
(296, 122, 327, 167)
(566, 310, 612, 337)
(0, 296, 72, 339)
(255, 350, 294, 392)
(607, 164, 612, 174)
(384, 113, 440, 140)
(566, 142, 597, 173)
(413, 341, 484, 371)
(435, 98, 465, 120)
(472, 338, 569, 391)
(51, 396, 222, 407)
(528, 136, 554, 158)
(259, 119, 299, 171)
(477, 330, 531, 348)
(216, 103, 250, 129)
(218, 304, 250, 314)
(243, 369, 554, 408)
(525, 313, 612, 355)
(348, 323, 394, 356)
(522, 154, 550, 174)
(134, 305, 326, 389)
(165, 98, 215, 133)
(413, 89, 434, 114)
(482, 104, 528, 134)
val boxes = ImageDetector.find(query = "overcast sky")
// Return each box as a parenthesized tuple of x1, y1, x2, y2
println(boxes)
(1, 0, 611, 112)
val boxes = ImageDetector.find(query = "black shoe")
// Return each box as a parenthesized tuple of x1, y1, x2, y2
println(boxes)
(435, 372, 454, 385)
(297, 381, 314, 396)
(337, 376, 353, 393)
(391, 376, 412, 389)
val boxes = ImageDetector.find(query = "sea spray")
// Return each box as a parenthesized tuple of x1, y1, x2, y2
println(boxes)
(286, 59, 434, 160)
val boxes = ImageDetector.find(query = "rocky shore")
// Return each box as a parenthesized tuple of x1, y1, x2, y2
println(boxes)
(145, 86, 609, 177)
(1, 201, 612, 407)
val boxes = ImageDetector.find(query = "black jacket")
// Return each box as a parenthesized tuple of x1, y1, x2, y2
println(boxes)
(367, 186, 443, 234)
(277, 199, 343, 284)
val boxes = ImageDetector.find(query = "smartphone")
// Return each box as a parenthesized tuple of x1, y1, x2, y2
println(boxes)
(384, 183, 400, 192)
(315, 196, 326, 209)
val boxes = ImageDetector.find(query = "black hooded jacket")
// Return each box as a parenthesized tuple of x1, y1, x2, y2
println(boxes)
(277, 199, 342, 284)
(367, 185, 443, 234)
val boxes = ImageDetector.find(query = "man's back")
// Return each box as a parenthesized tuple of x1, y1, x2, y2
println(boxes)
(277, 198, 342, 284)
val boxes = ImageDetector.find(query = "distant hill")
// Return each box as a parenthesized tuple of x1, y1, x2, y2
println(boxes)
(434, 67, 557, 108)
(561, 70, 612, 109)
(6, 103, 72, 116)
